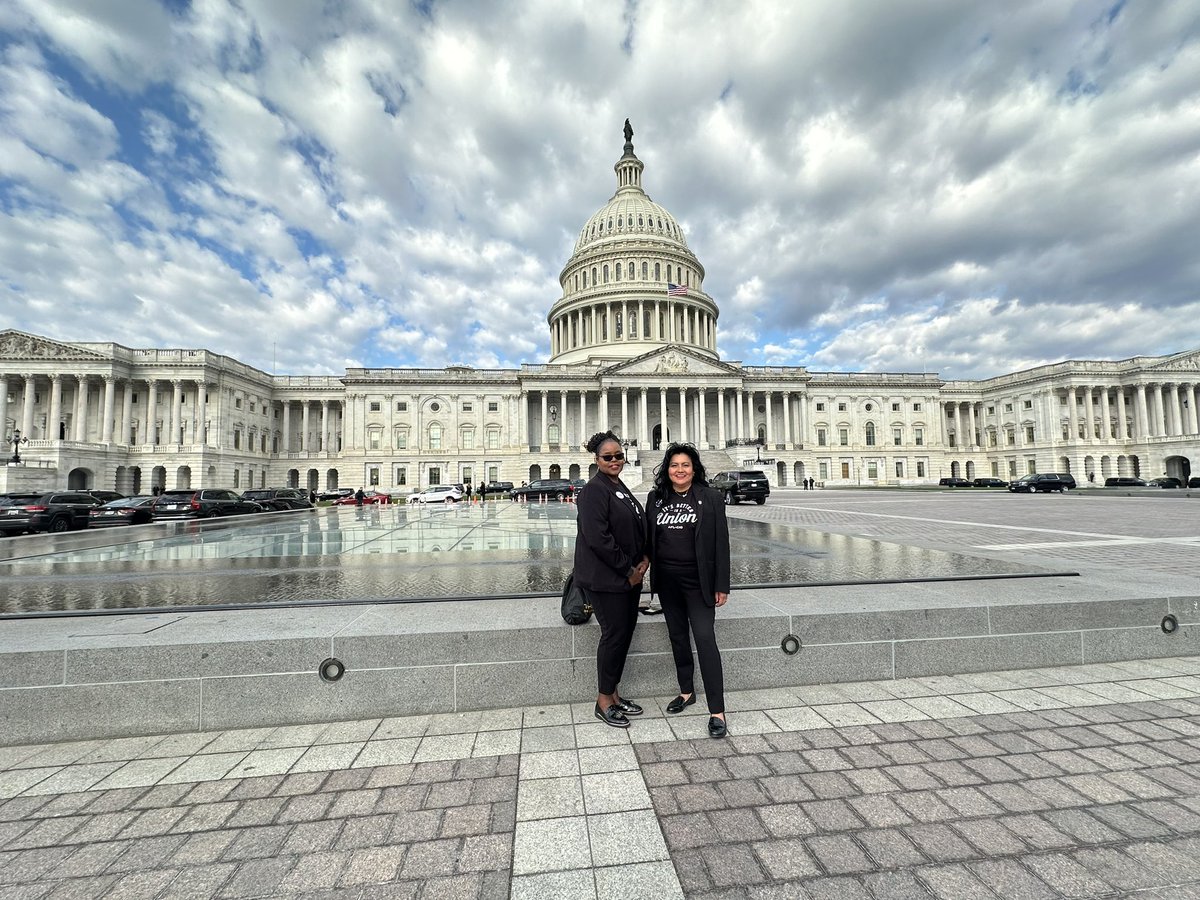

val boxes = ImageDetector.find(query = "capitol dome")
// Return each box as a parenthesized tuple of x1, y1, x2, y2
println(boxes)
(548, 121, 718, 365)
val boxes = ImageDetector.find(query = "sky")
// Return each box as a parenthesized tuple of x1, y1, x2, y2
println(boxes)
(1, 0, 1199, 381)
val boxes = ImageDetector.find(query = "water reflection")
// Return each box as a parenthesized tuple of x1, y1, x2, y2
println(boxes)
(0, 503, 1031, 615)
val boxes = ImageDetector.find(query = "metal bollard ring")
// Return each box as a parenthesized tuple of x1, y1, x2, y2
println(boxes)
(780, 634, 802, 656)
(318, 657, 346, 682)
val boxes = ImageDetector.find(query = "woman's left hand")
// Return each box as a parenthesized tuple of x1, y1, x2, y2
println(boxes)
(715, 592, 728, 607)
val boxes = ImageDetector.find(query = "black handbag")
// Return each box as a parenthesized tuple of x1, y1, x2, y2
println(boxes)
(561, 572, 593, 625)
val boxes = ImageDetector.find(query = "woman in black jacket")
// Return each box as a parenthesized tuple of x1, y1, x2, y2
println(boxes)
(645, 443, 731, 738)
(573, 431, 649, 728)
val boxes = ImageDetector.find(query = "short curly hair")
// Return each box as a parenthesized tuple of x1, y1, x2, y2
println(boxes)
(586, 430, 622, 455)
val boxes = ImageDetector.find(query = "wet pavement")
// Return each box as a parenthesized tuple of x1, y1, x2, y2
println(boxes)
(1, 655, 1199, 898)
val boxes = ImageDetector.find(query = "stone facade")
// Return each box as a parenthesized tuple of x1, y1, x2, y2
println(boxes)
(2, 130, 1199, 493)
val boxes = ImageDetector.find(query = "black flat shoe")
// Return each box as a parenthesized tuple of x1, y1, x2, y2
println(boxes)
(708, 716, 727, 739)
(639, 607, 663, 616)
(666, 694, 696, 714)
(595, 702, 630, 728)
(614, 697, 643, 716)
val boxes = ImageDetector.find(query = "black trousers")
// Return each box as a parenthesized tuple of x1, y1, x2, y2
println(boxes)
(587, 586, 641, 696)
(656, 564, 725, 714)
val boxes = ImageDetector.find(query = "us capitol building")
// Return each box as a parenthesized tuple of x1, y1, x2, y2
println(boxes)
(2, 124, 1198, 495)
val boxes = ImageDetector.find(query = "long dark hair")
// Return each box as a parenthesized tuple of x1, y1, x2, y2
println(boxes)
(653, 443, 708, 494)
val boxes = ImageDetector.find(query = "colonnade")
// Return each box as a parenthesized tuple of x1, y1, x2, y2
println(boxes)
(549, 298, 717, 355)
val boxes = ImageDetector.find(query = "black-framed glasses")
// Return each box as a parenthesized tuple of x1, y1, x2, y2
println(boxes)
(599, 452, 626, 462)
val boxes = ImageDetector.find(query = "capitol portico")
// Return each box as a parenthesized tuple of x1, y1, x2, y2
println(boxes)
(2, 125, 1198, 495)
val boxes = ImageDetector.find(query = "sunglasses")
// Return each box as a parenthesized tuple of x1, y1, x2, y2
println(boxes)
(599, 452, 626, 462)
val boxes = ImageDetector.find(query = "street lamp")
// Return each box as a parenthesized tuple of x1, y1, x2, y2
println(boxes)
(7, 429, 28, 464)
(755, 439, 763, 464)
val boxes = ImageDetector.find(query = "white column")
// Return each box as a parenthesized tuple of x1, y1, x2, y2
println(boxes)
(282, 402, 291, 452)
(302, 401, 311, 451)
(1169, 385, 1184, 437)
(765, 392, 774, 446)
(21, 374, 36, 439)
(637, 301, 645, 340)
(677, 388, 687, 443)
(1185, 384, 1199, 436)
(320, 400, 330, 452)
(782, 391, 792, 448)
(144, 380, 156, 446)
(734, 390, 743, 441)
(102, 376, 117, 443)
(797, 393, 807, 446)
(1116, 389, 1128, 440)
(620, 387, 628, 440)
(540, 391, 548, 448)
(1135, 384, 1149, 439)
(49, 375, 63, 441)
(197, 382, 208, 447)
(579, 391, 587, 445)
(75, 376, 90, 442)
(1152, 384, 1165, 437)
(717, 388, 726, 448)
(697, 388, 707, 448)
(1099, 387, 1111, 441)
(170, 379, 183, 445)
(518, 391, 528, 448)
(639, 387, 648, 447)
(952, 402, 963, 449)
(1065, 386, 1077, 443)
(599, 387, 608, 431)
(0, 378, 8, 437)
(120, 380, 132, 444)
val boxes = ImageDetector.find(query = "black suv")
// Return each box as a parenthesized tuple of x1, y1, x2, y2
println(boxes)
(711, 470, 770, 505)
(1104, 476, 1147, 488)
(242, 488, 314, 510)
(0, 491, 104, 534)
(938, 477, 973, 488)
(1008, 473, 1077, 493)
(484, 481, 514, 497)
(152, 488, 265, 519)
(511, 479, 575, 501)
(971, 477, 1008, 488)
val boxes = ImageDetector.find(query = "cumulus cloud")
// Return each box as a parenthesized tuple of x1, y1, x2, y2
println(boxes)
(0, 0, 1198, 380)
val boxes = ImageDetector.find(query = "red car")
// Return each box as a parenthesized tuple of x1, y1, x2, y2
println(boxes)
(334, 491, 387, 505)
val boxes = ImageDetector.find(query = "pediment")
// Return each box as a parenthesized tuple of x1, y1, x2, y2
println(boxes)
(600, 345, 740, 378)
(0, 330, 109, 362)
(1145, 349, 1200, 373)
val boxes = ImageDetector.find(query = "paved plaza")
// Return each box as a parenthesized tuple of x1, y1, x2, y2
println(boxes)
(1, 488, 1198, 897)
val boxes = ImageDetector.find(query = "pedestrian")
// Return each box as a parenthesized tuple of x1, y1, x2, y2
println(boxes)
(478, 480, 486, 500)
(573, 430, 648, 728)
(354, 487, 364, 507)
(645, 443, 731, 738)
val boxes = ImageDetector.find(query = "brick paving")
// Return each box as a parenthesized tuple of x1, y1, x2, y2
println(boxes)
(2, 657, 1200, 897)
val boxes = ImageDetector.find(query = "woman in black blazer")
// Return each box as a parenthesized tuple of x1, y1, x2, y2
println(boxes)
(645, 443, 731, 738)
(573, 431, 649, 728)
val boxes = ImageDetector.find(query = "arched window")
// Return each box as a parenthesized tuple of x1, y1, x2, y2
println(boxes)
(654, 263, 661, 281)
(582, 271, 587, 288)
(592, 267, 597, 284)
(608, 218, 613, 230)
(599, 220, 604, 232)
(638, 215, 643, 226)
(641, 262, 648, 279)
(574, 274, 579, 291)
(460, 426, 474, 449)
(615, 263, 621, 281)
(428, 423, 442, 450)
(865, 423, 876, 446)
(603, 265, 609, 283)
(627, 262, 634, 279)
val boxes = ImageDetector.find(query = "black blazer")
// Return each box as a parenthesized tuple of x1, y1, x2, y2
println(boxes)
(645, 483, 731, 607)
(572, 473, 646, 593)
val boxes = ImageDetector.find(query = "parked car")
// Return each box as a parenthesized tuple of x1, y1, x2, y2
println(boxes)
(484, 481, 514, 497)
(1008, 473, 1077, 493)
(971, 478, 1008, 488)
(241, 488, 314, 510)
(1146, 477, 1184, 489)
(317, 488, 353, 501)
(86, 490, 126, 504)
(510, 479, 576, 501)
(0, 491, 104, 534)
(89, 496, 156, 527)
(407, 485, 465, 504)
(938, 477, 974, 488)
(1104, 476, 1147, 488)
(569, 478, 588, 495)
(711, 470, 770, 505)
(1190, 477, 1200, 488)
(334, 491, 388, 505)
(152, 489, 265, 519)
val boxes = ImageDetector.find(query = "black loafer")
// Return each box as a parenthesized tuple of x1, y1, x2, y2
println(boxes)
(666, 694, 696, 714)
(595, 702, 630, 728)
(708, 716, 727, 739)
(615, 698, 643, 716)
(639, 607, 663, 616)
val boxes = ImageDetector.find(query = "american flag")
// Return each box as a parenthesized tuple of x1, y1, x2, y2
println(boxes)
(666, 283, 687, 296)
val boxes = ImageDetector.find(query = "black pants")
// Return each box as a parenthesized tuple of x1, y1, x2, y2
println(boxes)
(656, 564, 725, 714)
(587, 586, 641, 696)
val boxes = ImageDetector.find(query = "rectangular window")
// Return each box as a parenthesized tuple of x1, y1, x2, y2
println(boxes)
(986, 406, 994, 415)
(233, 469, 239, 487)
(428, 466, 441, 486)
(916, 461, 925, 477)
(369, 467, 380, 486)
(949, 434, 956, 448)
(989, 432, 997, 447)
(132, 394, 139, 404)
(233, 431, 242, 449)
(991, 461, 1000, 477)
(817, 428, 827, 447)
(397, 401, 407, 411)
(867, 461, 877, 479)
(1005, 403, 1013, 412)
(1062, 425, 1070, 440)
(815, 402, 825, 412)
(838, 403, 847, 412)
(462, 430, 475, 449)
(462, 403, 472, 413)
(840, 462, 851, 479)
(396, 431, 407, 449)
(486, 430, 500, 450)
(1025, 425, 1035, 442)
(819, 461, 829, 479)
(891, 403, 900, 412)
(1023, 399, 1032, 409)
(914, 428, 924, 446)
(895, 461, 904, 478)
(1006, 429, 1015, 445)
(1008, 460, 1017, 477)
(249, 401, 256, 413)
(396, 467, 407, 485)
(235, 397, 242, 409)
(893, 428, 902, 446)
(913, 403, 922, 412)
(487, 402, 498, 412)
(488, 466, 498, 482)
(370, 432, 381, 450)
(838, 428, 848, 446)
(369, 401, 381, 413)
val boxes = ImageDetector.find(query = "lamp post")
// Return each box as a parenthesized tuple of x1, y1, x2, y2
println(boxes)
(7, 429, 28, 464)
(755, 438, 763, 464)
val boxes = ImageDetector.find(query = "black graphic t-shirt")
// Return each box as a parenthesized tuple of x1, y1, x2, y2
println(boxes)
(655, 490, 699, 567)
